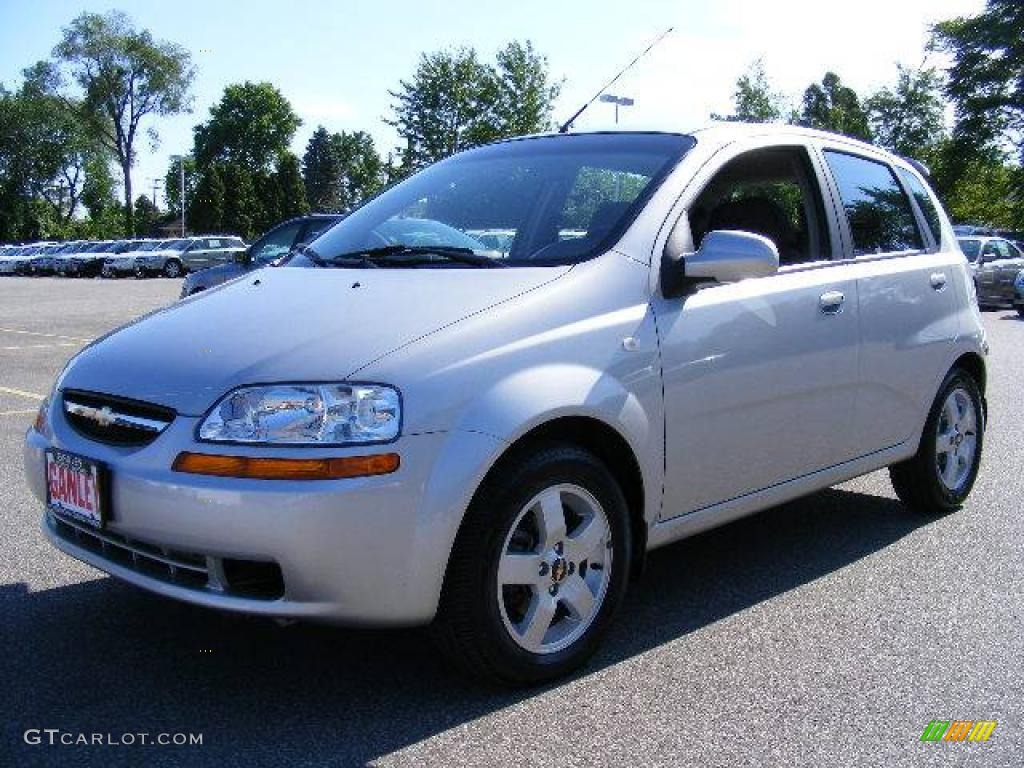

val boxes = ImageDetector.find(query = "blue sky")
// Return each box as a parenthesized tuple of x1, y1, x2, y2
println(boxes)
(1, 0, 982, 208)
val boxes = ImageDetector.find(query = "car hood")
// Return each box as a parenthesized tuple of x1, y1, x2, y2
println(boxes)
(59, 265, 570, 415)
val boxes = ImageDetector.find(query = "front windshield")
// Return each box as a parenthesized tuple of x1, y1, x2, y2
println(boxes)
(303, 133, 694, 267)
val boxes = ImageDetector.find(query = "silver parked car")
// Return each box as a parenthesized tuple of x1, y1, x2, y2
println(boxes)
(134, 236, 246, 278)
(958, 236, 1024, 309)
(26, 125, 987, 684)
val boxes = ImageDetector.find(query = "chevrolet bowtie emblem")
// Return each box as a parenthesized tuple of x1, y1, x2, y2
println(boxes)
(80, 405, 116, 427)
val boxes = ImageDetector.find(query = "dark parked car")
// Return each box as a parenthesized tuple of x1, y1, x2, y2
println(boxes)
(179, 215, 342, 297)
(959, 236, 1024, 308)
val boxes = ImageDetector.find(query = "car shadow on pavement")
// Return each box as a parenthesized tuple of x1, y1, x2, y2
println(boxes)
(4, 487, 924, 766)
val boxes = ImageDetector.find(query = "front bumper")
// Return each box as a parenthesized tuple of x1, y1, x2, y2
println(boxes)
(25, 406, 503, 626)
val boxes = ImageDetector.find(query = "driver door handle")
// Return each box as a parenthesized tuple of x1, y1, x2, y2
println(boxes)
(819, 290, 845, 314)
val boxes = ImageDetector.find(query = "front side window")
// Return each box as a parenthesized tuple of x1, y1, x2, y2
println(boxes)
(305, 134, 693, 267)
(689, 146, 830, 265)
(983, 240, 1012, 261)
(251, 222, 302, 264)
(824, 150, 923, 256)
(299, 218, 338, 246)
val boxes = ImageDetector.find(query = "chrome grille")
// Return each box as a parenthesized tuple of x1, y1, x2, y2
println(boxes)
(62, 390, 175, 446)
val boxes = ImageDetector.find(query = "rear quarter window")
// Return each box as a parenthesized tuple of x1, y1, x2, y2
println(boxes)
(897, 168, 944, 248)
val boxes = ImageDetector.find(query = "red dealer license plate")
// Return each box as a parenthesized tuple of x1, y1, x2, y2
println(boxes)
(45, 448, 107, 528)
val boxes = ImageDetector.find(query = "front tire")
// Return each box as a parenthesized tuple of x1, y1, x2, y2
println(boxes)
(889, 368, 983, 515)
(432, 443, 632, 685)
(163, 259, 183, 278)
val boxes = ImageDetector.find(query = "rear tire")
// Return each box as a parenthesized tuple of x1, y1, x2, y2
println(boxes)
(432, 442, 632, 686)
(889, 368, 983, 515)
(163, 259, 182, 278)
(1017, 307, 1024, 319)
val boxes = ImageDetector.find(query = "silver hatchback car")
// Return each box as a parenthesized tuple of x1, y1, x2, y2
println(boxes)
(26, 125, 987, 684)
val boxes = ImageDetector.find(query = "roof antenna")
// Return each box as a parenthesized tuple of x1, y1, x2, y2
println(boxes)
(558, 27, 674, 134)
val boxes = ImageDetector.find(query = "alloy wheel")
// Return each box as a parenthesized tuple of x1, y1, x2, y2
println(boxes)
(935, 387, 978, 492)
(497, 483, 612, 655)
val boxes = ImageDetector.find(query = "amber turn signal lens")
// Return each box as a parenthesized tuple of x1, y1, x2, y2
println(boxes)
(172, 451, 400, 480)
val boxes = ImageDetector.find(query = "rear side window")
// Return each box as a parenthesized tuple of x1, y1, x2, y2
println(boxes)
(897, 169, 943, 246)
(824, 150, 923, 256)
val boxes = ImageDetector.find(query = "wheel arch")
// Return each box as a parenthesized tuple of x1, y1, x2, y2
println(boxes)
(952, 351, 986, 395)
(438, 415, 650, 607)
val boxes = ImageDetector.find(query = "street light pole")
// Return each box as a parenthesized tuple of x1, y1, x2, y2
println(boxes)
(599, 93, 635, 125)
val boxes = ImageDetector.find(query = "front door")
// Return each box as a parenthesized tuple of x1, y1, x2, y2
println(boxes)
(655, 143, 859, 518)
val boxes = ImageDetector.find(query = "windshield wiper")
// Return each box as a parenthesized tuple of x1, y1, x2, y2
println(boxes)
(324, 244, 507, 268)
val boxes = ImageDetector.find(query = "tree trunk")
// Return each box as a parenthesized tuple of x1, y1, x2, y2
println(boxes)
(121, 159, 134, 236)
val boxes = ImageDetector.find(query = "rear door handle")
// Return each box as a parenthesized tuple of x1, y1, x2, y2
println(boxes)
(930, 272, 947, 290)
(819, 290, 845, 314)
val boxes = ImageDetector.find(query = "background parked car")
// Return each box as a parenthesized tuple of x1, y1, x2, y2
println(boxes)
(0, 244, 34, 275)
(133, 238, 195, 278)
(180, 215, 341, 297)
(27, 242, 70, 275)
(134, 236, 246, 278)
(58, 240, 131, 278)
(959, 235, 1024, 308)
(101, 239, 161, 277)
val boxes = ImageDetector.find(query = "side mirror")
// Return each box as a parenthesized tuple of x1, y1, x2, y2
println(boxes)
(663, 229, 779, 296)
(686, 230, 780, 282)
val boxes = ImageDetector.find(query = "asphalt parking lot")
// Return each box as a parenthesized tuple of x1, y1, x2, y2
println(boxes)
(2, 276, 1021, 767)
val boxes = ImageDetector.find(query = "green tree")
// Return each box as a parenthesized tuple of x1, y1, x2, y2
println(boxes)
(188, 163, 225, 234)
(274, 153, 309, 221)
(712, 59, 786, 123)
(193, 82, 301, 170)
(221, 163, 257, 239)
(80, 153, 122, 237)
(0, 69, 112, 239)
(933, 0, 1024, 163)
(51, 10, 194, 234)
(134, 194, 160, 234)
(865, 66, 946, 159)
(302, 127, 384, 212)
(387, 41, 560, 172)
(335, 130, 384, 209)
(492, 41, 561, 136)
(302, 126, 343, 211)
(163, 155, 197, 222)
(799, 72, 872, 140)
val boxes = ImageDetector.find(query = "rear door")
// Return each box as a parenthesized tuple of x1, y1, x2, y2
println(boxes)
(819, 146, 959, 456)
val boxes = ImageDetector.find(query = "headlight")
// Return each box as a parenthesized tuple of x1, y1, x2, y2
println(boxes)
(198, 383, 401, 445)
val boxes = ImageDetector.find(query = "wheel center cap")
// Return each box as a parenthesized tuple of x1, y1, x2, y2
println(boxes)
(550, 557, 569, 583)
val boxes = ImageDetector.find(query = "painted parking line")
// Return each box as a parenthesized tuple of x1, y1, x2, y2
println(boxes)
(0, 386, 45, 401)
(0, 327, 92, 343)
(1, 343, 79, 350)
(0, 409, 37, 417)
